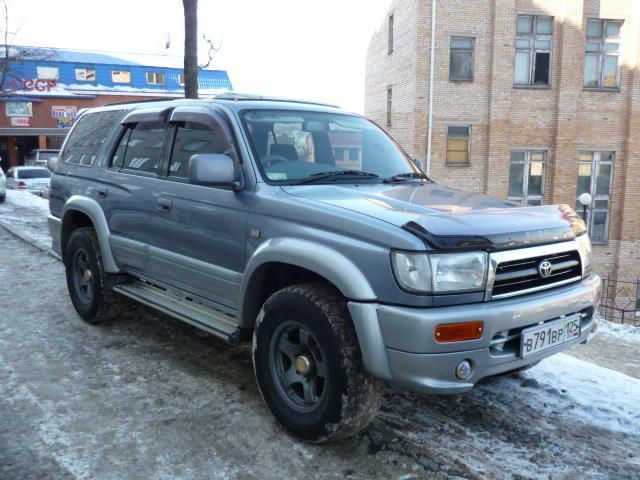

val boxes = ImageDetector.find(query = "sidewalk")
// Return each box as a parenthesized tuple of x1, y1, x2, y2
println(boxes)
(1, 188, 639, 378)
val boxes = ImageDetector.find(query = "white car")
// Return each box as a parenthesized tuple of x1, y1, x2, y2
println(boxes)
(0, 168, 6, 203)
(5, 166, 52, 196)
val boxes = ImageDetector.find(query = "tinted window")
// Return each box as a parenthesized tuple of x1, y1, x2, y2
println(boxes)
(121, 121, 168, 174)
(62, 110, 125, 167)
(169, 121, 235, 178)
(17, 168, 52, 179)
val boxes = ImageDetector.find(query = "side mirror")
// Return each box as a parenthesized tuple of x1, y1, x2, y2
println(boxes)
(412, 158, 424, 171)
(47, 156, 58, 172)
(188, 154, 242, 191)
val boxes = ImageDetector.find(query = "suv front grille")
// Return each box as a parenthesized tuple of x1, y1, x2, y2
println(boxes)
(491, 250, 582, 299)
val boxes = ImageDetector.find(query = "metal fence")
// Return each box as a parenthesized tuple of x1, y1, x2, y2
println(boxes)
(600, 277, 640, 325)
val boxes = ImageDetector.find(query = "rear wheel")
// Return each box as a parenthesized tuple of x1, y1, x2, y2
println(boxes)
(64, 227, 130, 324)
(253, 283, 385, 442)
(0, 193, 5, 203)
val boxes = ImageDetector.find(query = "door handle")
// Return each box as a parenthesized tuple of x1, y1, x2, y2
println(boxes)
(157, 198, 172, 212)
(97, 187, 108, 198)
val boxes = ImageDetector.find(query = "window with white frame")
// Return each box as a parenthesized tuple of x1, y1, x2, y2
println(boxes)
(178, 73, 185, 86)
(584, 19, 623, 89)
(508, 150, 545, 205)
(146, 72, 165, 85)
(446, 126, 470, 165)
(36, 66, 59, 80)
(575, 151, 614, 241)
(514, 15, 553, 86)
(111, 70, 131, 83)
(75, 68, 96, 81)
(449, 37, 474, 80)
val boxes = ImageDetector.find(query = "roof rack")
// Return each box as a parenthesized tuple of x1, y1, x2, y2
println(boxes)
(212, 91, 339, 108)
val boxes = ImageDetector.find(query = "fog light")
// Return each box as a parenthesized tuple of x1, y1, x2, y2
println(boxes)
(455, 360, 472, 380)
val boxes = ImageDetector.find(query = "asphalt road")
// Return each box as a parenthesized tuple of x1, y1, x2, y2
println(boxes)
(1, 226, 639, 480)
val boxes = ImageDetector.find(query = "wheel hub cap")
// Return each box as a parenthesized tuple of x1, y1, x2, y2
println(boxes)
(295, 355, 312, 375)
(82, 270, 92, 282)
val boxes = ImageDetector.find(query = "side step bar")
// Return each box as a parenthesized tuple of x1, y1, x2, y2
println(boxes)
(114, 281, 243, 345)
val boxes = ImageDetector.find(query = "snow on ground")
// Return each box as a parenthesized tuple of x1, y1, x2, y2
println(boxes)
(0, 189, 51, 251)
(1, 191, 640, 478)
(599, 319, 640, 344)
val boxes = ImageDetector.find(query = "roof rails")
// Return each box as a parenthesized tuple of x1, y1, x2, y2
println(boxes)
(212, 91, 339, 108)
(105, 93, 340, 109)
(106, 97, 181, 107)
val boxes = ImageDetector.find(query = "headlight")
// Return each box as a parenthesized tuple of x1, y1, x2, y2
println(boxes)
(391, 251, 487, 294)
(391, 251, 432, 293)
(575, 233, 593, 275)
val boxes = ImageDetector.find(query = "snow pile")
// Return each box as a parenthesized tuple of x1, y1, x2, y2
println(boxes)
(525, 353, 640, 434)
(4, 189, 50, 213)
(598, 318, 640, 344)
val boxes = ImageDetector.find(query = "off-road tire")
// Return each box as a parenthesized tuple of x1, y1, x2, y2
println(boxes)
(253, 282, 385, 442)
(64, 227, 130, 324)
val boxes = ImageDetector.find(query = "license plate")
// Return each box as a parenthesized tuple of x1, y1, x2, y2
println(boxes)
(520, 314, 581, 358)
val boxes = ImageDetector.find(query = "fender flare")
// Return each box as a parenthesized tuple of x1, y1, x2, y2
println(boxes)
(239, 237, 376, 327)
(61, 195, 119, 273)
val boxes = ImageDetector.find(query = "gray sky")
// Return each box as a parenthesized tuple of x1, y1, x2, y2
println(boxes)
(8, 0, 392, 113)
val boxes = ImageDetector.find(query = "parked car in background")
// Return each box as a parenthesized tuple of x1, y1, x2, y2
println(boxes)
(6, 166, 52, 196)
(0, 168, 6, 203)
(25, 149, 60, 167)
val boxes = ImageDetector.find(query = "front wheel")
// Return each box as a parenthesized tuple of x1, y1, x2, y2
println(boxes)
(253, 283, 385, 442)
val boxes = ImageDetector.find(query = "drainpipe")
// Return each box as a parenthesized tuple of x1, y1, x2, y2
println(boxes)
(425, 0, 436, 177)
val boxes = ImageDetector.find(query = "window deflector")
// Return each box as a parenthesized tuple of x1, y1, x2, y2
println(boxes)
(121, 107, 173, 126)
(169, 106, 239, 163)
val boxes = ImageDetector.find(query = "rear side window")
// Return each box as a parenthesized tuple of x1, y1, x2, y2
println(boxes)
(62, 110, 125, 167)
(168, 121, 235, 178)
(119, 121, 168, 174)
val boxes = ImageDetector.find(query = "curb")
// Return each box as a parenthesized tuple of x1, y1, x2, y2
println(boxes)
(0, 219, 62, 261)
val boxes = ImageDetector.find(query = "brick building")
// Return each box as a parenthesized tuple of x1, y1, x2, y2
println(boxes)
(365, 0, 640, 291)
(0, 46, 232, 170)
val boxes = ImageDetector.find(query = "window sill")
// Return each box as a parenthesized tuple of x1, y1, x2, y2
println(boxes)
(445, 162, 471, 167)
(583, 87, 621, 93)
(449, 78, 474, 83)
(513, 85, 551, 90)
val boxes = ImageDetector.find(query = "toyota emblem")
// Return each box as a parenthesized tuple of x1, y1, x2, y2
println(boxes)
(538, 260, 553, 278)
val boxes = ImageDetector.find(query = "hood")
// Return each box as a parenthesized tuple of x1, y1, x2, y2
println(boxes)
(283, 182, 587, 251)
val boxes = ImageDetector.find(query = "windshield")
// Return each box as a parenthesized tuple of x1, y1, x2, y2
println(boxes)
(242, 110, 420, 183)
(17, 168, 52, 179)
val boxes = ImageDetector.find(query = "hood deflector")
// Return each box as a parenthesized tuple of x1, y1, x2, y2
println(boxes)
(403, 204, 588, 252)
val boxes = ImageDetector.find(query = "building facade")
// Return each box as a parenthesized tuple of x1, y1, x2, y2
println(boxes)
(365, 0, 640, 288)
(0, 46, 232, 170)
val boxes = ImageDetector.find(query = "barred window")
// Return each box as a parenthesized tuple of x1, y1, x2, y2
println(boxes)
(508, 150, 545, 205)
(575, 151, 614, 241)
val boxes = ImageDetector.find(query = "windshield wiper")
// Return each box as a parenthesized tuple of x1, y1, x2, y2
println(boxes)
(295, 170, 379, 185)
(383, 171, 432, 183)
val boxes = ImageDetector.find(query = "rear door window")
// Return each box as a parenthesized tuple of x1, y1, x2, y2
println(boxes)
(120, 121, 169, 175)
(61, 109, 125, 167)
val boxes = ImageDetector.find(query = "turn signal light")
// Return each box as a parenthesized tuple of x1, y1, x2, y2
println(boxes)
(434, 321, 484, 343)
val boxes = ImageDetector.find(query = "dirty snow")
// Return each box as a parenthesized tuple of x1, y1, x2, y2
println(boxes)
(1, 196, 639, 479)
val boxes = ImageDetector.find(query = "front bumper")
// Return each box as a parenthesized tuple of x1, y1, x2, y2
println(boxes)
(349, 273, 601, 394)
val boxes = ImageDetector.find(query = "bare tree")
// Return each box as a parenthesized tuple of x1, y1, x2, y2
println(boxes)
(0, 0, 52, 96)
(182, 0, 199, 98)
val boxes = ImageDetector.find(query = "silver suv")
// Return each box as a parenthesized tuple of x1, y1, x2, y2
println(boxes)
(48, 94, 601, 441)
